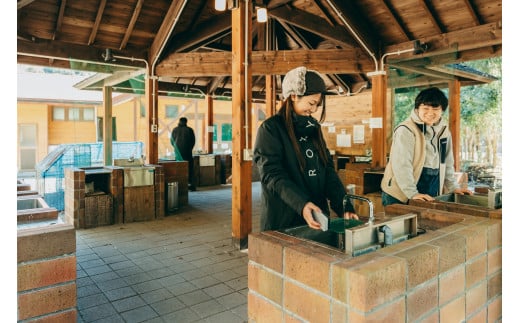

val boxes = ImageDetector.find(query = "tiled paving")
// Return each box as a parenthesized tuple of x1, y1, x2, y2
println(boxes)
(76, 182, 262, 323)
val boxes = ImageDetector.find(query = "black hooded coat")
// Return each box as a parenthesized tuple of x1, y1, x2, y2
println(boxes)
(253, 114, 353, 231)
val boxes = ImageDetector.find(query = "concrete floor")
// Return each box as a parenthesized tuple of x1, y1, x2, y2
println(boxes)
(76, 182, 261, 323)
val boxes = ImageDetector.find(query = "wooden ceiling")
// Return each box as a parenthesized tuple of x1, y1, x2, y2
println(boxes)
(17, 0, 502, 99)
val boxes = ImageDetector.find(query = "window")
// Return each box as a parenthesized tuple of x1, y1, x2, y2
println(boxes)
(221, 123, 232, 141)
(68, 108, 80, 120)
(165, 105, 179, 119)
(52, 106, 95, 121)
(83, 108, 95, 121)
(53, 107, 65, 120)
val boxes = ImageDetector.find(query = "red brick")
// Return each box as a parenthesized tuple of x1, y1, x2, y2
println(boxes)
(428, 233, 466, 273)
(247, 292, 283, 323)
(17, 224, 76, 263)
(487, 247, 501, 275)
(248, 232, 296, 273)
(395, 244, 439, 288)
(407, 280, 438, 322)
(487, 297, 502, 322)
(466, 255, 487, 289)
(17, 282, 76, 321)
(284, 243, 338, 293)
(18, 255, 76, 292)
(466, 282, 487, 316)
(284, 280, 330, 323)
(28, 308, 77, 323)
(348, 297, 405, 323)
(487, 272, 501, 300)
(248, 263, 282, 305)
(440, 295, 465, 323)
(439, 265, 465, 306)
(347, 255, 406, 312)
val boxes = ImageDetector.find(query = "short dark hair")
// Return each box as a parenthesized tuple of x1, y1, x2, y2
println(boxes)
(414, 87, 448, 111)
(179, 117, 188, 123)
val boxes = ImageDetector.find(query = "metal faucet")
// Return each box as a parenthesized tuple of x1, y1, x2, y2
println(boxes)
(344, 194, 374, 225)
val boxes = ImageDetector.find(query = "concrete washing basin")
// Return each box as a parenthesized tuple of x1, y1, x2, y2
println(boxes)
(17, 195, 59, 223)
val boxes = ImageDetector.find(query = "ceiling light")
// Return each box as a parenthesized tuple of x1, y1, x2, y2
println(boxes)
(215, 0, 226, 11)
(256, 7, 267, 23)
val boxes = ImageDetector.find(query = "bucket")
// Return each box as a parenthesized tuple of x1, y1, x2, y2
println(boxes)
(167, 182, 179, 212)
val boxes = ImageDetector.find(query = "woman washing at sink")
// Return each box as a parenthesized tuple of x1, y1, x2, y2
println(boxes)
(253, 66, 358, 231)
(381, 87, 473, 206)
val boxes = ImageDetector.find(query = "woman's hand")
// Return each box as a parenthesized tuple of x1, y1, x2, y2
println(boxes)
(343, 212, 359, 220)
(453, 187, 473, 195)
(301, 202, 323, 230)
(411, 193, 435, 201)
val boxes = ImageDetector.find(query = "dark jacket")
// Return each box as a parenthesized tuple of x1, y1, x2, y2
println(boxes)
(171, 120, 195, 161)
(253, 114, 353, 231)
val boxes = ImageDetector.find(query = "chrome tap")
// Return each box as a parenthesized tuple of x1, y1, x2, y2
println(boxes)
(344, 194, 374, 225)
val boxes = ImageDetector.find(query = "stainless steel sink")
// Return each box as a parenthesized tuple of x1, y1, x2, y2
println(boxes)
(281, 213, 418, 256)
(123, 166, 155, 187)
(435, 189, 501, 209)
(114, 158, 155, 187)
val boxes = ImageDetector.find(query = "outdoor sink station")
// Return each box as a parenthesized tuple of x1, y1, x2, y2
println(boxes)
(282, 195, 419, 257)
(248, 194, 501, 322)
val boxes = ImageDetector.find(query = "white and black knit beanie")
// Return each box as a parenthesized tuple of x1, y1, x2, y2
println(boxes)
(281, 66, 327, 100)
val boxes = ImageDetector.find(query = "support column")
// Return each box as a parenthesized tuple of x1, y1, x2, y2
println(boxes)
(370, 73, 388, 169)
(231, 0, 253, 250)
(205, 95, 214, 154)
(449, 80, 461, 171)
(146, 76, 159, 164)
(103, 86, 113, 166)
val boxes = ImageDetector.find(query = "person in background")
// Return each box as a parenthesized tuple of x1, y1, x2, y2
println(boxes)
(253, 66, 358, 231)
(171, 117, 196, 191)
(381, 87, 472, 206)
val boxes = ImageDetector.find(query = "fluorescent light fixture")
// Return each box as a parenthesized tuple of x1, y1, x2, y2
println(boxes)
(256, 7, 267, 22)
(215, 0, 226, 11)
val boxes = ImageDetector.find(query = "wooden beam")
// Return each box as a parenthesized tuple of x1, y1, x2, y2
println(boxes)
(88, 0, 107, 45)
(322, 0, 380, 54)
(156, 48, 373, 76)
(149, 0, 187, 67)
(52, 0, 67, 40)
(269, 5, 357, 48)
(383, 22, 502, 60)
(120, 0, 144, 50)
(231, 1, 253, 250)
(17, 38, 145, 71)
(165, 12, 232, 53)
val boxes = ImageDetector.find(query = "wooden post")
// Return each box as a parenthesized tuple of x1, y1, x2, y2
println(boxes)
(103, 86, 113, 166)
(449, 80, 461, 171)
(146, 76, 159, 164)
(205, 95, 214, 154)
(370, 73, 388, 169)
(231, 0, 252, 250)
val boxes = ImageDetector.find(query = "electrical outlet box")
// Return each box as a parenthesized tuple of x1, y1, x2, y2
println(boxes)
(151, 124, 158, 133)
(243, 149, 253, 161)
